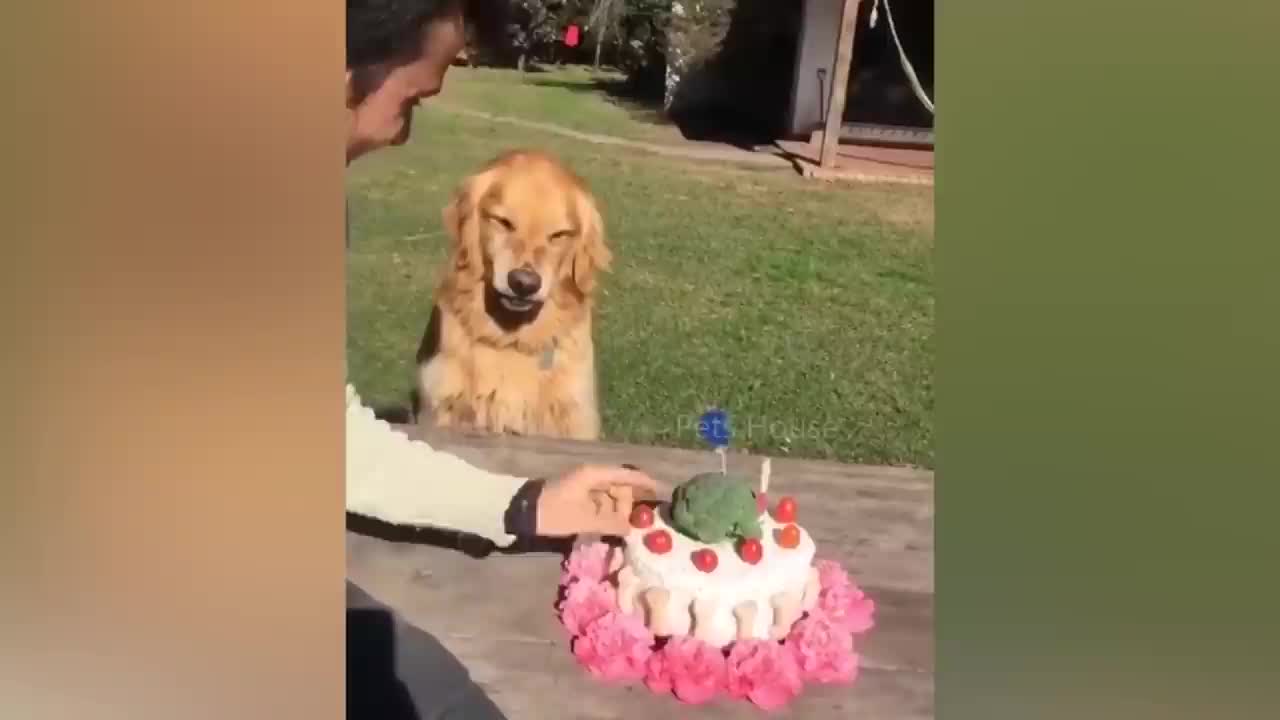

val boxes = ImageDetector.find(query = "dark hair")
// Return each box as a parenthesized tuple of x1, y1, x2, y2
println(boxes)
(346, 0, 508, 69)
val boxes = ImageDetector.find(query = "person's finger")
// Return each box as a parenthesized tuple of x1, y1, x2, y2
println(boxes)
(594, 511, 632, 537)
(606, 485, 633, 513)
(587, 488, 609, 513)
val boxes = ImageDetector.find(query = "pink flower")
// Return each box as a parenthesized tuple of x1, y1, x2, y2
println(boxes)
(572, 610, 655, 684)
(815, 559, 853, 591)
(559, 579, 618, 636)
(817, 582, 876, 635)
(814, 559, 875, 634)
(786, 614, 859, 684)
(561, 541, 613, 586)
(644, 636, 728, 704)
(725, 639, 804, 711)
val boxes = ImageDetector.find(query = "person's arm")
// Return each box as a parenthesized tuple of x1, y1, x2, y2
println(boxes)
(345, 384, 535, 546)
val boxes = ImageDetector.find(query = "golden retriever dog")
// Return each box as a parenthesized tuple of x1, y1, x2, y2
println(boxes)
(414, 150, 612, 440)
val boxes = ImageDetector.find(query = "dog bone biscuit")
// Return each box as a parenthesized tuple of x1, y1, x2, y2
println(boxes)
(801, 566, 821, 612)
(769, 590, 803, 640)
(733, 601, 758, 641)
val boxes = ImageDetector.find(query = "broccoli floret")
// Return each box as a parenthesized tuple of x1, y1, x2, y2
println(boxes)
(670, 473, 762, 543)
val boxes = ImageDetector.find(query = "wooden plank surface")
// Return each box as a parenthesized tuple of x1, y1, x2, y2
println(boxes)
(347, 426, 934, 719)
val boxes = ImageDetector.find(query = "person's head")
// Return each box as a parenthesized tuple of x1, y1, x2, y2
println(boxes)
(346, 0, 505, 163)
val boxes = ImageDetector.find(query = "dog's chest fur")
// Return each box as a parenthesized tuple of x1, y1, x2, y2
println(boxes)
(417, 306, 601, 440)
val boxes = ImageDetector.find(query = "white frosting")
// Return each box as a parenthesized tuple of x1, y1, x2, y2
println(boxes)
(617, 506, 816, 648)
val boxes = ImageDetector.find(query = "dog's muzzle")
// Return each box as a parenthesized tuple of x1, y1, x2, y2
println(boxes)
(498, 268, 543, 312)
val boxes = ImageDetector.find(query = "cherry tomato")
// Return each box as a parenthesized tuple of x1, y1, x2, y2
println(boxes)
(691, 548, 719, 573)
(630, 504, 655, 529)
(739, 538, 764, 565)
(775, 524, 802, 549)
(772, 496, 798, 523)
(643, 529, 672, 554)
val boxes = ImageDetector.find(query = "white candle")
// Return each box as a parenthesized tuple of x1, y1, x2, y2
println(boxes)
(760, 458, 771, 495)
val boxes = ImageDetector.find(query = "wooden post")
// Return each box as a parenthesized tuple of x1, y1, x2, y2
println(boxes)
(820, 0, 862, 169)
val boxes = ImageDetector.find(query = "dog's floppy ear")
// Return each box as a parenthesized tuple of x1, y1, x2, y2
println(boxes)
(569, 188, 612, 296)
(442, 170, 496, 285)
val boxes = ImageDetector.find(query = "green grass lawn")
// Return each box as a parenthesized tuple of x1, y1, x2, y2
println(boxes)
(437, 65, 688, 145)
(347, 80, 934, 468)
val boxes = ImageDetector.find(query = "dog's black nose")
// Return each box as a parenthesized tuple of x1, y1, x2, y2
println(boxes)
(507, 268, 542, 297)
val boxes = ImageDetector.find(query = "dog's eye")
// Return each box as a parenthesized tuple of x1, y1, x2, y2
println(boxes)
(486, 213, 515, 232)
(550, 230, 575, 242)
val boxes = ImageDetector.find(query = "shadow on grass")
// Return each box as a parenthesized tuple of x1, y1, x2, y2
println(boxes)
(521, 72, 674, 130)
(522, 72, 780, 151)
(768, 142, 818, 175)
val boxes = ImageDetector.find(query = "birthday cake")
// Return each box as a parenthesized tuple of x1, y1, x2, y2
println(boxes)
(615, 469, 819, 648)
(556, 456, 877, 710)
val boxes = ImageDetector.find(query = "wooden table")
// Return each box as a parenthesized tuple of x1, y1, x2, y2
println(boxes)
(346, 426, 934, 719)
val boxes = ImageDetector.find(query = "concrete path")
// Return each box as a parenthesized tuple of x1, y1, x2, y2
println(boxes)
(437, 104, 934, 187)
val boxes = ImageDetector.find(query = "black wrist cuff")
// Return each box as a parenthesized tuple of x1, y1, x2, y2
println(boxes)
(503, 479, 545, 538)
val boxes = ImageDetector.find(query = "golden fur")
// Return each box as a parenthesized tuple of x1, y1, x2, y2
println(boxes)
(415, 150, 611, 440)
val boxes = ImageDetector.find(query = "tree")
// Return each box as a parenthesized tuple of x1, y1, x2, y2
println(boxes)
(508, 0, 566, 70)
(608, 0, 673, 96)
(586, 0, 627, 69)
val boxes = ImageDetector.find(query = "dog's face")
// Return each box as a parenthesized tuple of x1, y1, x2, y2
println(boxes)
(443, 151, 611, 317)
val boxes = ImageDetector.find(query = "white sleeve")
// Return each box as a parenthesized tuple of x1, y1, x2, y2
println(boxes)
(345, 384, 526, 545)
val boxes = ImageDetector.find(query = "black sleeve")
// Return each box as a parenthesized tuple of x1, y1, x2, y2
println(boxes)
(502, 479, 545, 538)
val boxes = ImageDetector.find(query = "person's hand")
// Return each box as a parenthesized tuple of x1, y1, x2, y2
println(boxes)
(536, 465, 665, 537)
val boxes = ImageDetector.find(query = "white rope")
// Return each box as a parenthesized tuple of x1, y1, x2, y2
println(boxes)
(870, 0, 934, 114)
